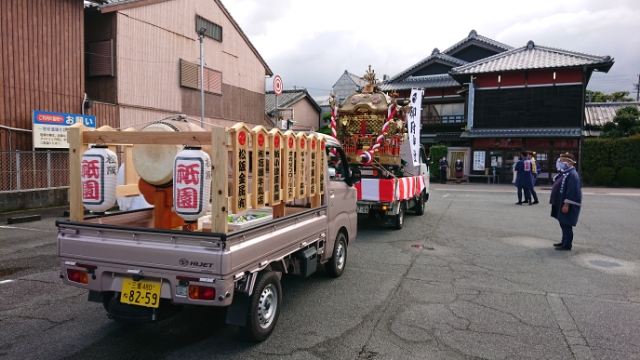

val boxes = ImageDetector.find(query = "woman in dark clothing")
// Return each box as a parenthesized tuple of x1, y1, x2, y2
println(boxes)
(549, 153, 582, 250)
(454, 158, 464, 184)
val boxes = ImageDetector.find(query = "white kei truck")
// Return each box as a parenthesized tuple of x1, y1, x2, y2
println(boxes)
(354, 142, 430, 229)
(56, 119, 360, 342)
(331, 76, 430, 230)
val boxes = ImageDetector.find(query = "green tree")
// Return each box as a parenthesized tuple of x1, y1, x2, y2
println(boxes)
(586, 90, 634, 103)
(600, 106, 640, 138)
(322, 112, 332, 124)
(316, 125, 332, 136)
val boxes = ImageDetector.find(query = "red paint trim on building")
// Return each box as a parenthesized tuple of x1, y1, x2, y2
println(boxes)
(474, 74, 498, 88)
(528, 70, 555, 86)
(500, 72, 525, 87)
(443, 88, 458, 96)
(556, 68, 583, 84)
(423, 89, 442, 97)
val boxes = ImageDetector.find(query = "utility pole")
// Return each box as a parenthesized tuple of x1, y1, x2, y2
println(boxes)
(198, 28, 207, 128)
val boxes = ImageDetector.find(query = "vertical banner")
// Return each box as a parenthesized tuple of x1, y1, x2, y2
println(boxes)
(407, 88, 423, 166)
(319, 138, 325, 195)
(251, 126, 268, 209)
(231, 123, 250, 214)
(268, 129, 283, 206)
(307, 134, 318, 197)
(467, 82, 475, 130)
(295, 132, 307, 199)
(282, 130, 295, 203)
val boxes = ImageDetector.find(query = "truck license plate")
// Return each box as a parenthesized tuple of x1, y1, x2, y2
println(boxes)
(120, 279, 161, 308)
(356, 205, 369, 214)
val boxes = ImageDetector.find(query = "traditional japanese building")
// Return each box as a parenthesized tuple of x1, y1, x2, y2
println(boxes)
(265, 89, 322, 131)
(382, 30, 614, 183)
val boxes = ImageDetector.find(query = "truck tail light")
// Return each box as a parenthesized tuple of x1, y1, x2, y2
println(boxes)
(67, 269, 88, 284)
(188, 285, 216, 300)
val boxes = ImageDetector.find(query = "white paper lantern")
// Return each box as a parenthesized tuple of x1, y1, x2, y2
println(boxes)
(173, 146, 212, 223)
(81, 145, 118, 214)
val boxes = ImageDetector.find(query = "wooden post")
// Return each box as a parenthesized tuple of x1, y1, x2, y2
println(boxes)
(67, 123, 89, 222)
(210, 126, 228, 233)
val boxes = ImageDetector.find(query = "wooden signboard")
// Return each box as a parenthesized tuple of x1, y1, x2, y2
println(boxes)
(230, 123, 251, 214)
(282, 130, 295, 203)
(319, 138, 325, 195)
(251, 126, 268, 209)
(307, 134, 317, 197)
(295, 132, 307, 199)
(268, 129, 283, 206)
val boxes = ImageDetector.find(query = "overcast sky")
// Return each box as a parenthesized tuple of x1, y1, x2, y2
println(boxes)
(223, 0, 640, 100)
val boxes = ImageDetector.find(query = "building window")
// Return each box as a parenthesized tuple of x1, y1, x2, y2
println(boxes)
(422, 103, 465, 125)
(196, 15, 222, 41)
(180, 59, 222, 95)
(87, 40, 114, 77)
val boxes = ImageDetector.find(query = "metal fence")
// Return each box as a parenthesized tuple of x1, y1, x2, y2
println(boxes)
(0, 151, 73, 192)
(0, 150, 126, 193)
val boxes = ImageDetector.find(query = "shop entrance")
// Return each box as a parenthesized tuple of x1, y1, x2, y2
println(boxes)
(490, 150, 521, 183)
(448, 150, 467, 180)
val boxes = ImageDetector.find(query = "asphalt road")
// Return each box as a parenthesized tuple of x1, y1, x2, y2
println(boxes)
(1, 184, 640, 360)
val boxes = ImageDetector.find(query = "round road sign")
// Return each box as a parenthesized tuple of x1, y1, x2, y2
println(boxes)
(273, 75, 283, 96)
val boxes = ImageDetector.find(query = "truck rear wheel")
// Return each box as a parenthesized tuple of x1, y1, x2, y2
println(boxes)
(414, 191, 425, 215)
(325, 232, 347, 278)
(393, 203, 405, 230)
(243, 271, 282, 342)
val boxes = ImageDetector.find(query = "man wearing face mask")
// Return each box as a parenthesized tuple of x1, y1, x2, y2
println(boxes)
(514, 151, 534, 205)
(549, 153, 582, 250)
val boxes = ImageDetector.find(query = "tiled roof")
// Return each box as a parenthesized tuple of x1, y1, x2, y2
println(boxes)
(379, 74, 461, 91)
(435, 133, 463, 143)
(460, 127, 582, 138)
(442, 30, 514, 55)
(265, 90, 321, 115)
(385, 49, 468, 83)
(450, 41, 614, 75)
(348, 72, 367, 87)
(332, 70, 367, 88)
(584, 102, 640, 127)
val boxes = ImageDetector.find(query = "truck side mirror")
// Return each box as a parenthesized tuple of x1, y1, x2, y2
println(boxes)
(348, 168, 361, 186)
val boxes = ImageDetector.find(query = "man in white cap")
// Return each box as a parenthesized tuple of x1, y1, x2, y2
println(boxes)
(549, 153, 582, 250)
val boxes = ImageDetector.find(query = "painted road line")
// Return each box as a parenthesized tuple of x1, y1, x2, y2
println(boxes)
(0, 280, 14, 284)
(0, 225, 48, 232)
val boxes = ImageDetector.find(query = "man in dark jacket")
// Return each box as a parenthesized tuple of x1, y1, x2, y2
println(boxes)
(550, 153, 582, 250)
(438, 156, 449, 184)
(514, 151, 534, 205)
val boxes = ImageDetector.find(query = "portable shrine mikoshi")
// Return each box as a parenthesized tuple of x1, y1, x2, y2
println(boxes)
(331, 65, 411, 168)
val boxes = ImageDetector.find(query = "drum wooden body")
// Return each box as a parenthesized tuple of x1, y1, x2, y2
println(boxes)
(132, 120, 206, 187)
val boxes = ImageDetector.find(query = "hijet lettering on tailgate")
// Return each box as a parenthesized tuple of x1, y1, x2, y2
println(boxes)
(179, 258, 213, 268)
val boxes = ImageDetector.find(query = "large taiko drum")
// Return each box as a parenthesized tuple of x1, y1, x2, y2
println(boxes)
(132, 119, 207, 187)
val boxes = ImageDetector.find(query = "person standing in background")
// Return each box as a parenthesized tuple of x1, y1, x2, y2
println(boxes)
(528, 152, 540, 205)
(454, 158, 464, 184)
(514, 151, 534, 205)
(439, 156, 449, 184)
(550, 153, 582, 251)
